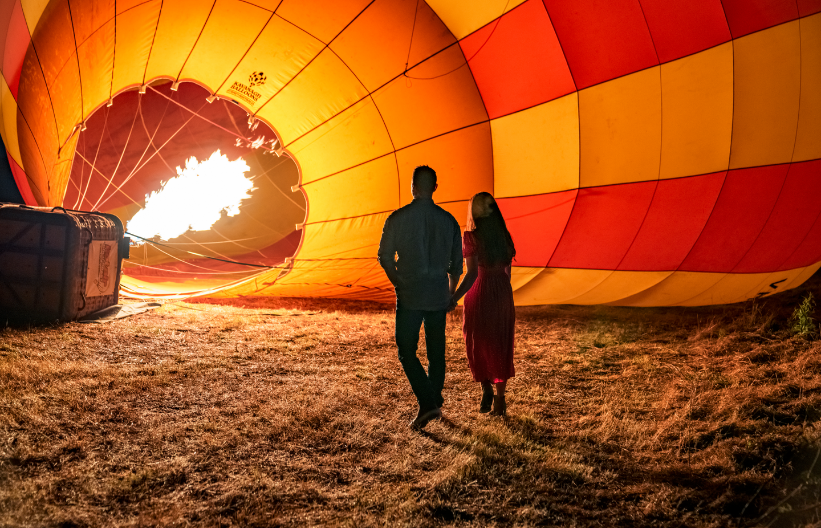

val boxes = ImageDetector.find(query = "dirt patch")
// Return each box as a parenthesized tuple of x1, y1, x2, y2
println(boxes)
(1, 275, 820, 527)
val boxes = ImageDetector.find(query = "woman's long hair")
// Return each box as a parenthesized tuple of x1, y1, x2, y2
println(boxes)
(466, 192, 516, 266)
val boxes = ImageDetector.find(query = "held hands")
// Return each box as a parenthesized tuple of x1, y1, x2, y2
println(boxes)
(447, 295, 458, 312)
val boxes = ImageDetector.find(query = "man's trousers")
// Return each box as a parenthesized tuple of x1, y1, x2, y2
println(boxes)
(395, 303, 447, 412)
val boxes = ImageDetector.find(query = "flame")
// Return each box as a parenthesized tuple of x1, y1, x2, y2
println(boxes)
(127, 150, 254, 241)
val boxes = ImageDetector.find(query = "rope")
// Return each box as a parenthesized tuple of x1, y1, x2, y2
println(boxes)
(403, 0, 511, 81)
(126, 231, 276, 269)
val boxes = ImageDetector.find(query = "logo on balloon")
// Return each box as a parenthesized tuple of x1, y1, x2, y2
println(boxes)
(249, 71, 266, 87)
(227, 72, 265, 106)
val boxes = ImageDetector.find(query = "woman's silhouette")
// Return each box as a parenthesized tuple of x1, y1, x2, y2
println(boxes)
(451, 192, 516, 416)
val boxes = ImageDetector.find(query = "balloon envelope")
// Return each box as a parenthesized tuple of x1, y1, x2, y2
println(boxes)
(0, 0, 819, 305)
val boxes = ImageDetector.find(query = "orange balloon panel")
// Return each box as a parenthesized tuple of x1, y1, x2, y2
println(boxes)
(1, 0, 820, 306)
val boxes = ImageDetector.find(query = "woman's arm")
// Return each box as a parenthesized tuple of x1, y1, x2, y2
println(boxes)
(451, 255, 479, 306)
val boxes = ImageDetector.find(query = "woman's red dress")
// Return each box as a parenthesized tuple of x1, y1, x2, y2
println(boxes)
(462, 231, 515, 383)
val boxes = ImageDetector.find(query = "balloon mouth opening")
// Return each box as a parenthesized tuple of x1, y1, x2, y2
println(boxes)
(64, 81, 306, 297)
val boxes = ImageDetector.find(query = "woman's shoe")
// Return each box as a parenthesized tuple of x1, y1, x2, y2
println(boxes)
(490, 395, 506, 416)
(479, 388, 494, 413)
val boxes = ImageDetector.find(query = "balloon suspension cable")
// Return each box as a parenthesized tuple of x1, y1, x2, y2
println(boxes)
(126, 231, 276, 269)
(403, 0, 511, 81)
(404, 0, 422, 76)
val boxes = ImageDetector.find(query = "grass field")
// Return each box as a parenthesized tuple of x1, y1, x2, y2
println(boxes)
(1, 275, 821, 527)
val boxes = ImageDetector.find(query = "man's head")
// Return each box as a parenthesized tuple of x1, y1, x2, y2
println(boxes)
(411, 165, 437, 198)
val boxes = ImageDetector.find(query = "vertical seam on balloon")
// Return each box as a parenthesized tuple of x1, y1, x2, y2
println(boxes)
(71, 122, 86, 208)
(731, 165, 792, 276)
(110, 0, 116, 100)
(65, 0, 84, 123)
(789, 14, 803, 164)
(544, 93, 580, 268)
(539, 1, 576, 90)
(210, 11, 274, 96)
(174, 0, 217, 82)
(280, 42, 463, 149)
(142, 0, 163, 85)
(74, 104, 111, 209)
(668, 0, 734, 278)
(773, 168, 821, 272)
(14, 114, 49, 201)
(718, 0, 734, 171)
(252, 1, 376, 117)
(661, 0, 738, 303)
(314, 44, 400, 209)
(23, 30, 62, 165)
(35, 0, 156, 101)
(725, 12, 803, 279)
(14, 82, 56, 196)
(609, 1, 663, 281)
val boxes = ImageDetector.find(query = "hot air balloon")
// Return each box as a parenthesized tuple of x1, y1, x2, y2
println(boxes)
(0, 0, 819, 306)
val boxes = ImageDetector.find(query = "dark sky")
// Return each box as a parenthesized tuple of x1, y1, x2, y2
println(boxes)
(0, 135, 23, 203)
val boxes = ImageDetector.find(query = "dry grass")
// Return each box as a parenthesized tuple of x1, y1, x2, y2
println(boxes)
(1, 277, 821, 527)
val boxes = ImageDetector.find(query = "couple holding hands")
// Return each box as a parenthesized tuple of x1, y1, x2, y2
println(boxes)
(378, 165, 516, 431)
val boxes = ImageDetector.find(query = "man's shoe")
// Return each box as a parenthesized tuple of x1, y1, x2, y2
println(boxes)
(410, 407, 442, 431)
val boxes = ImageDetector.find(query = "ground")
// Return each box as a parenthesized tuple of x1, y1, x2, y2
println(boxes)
(1, 276, 820, 527)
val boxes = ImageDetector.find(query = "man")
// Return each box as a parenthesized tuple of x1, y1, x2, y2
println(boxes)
(378, 165, 463, 431)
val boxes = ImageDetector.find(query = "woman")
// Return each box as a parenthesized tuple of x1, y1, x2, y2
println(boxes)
(451, 192, 516, 416)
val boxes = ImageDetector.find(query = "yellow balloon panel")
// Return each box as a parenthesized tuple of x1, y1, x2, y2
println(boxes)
(288, 98, 393, 184)
(569, 271, 672, 305)
(303, 155, 398, 223)
(615, 272, 726, 307)
(395, 122, 493, 206)
(512, 268, 614, 306)
(729, 20, 800, 169)
(52, 131, 77, 200)
(77, 19, 114, 118)
(331, 0, 455, 92)
(372, 45, 488, 149)
(143, 0, 214, 82)
(491, 92, 579, 198)
(288, 212, 388, 262)
(579, 67, 661, 188)
(15, 112, 48, 203)
(256, 48, 368, 144)
(793, 13, 821, 163)
(179, 0, 271, 91)
(276, 0, 371, 44)
(71, 0, 113, 43)
(215, 15, 324, 113)
(735, 265, 821, 304)
(49, 59, 82, 143)
(0, 78, 22, 166)
(660, 43, 733, 180)
(20, 0, 48, 33)
(424, 0, 526, 40)
(111, 0, 162, 94)
(29, 0, 73, 86)
(677, 271, 789, 306)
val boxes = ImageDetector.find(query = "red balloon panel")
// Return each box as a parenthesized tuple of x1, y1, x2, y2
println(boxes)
(619, 171, 726, 271)
(638, 0, 731, 63)
(542, 0, 658, 89)
(460, 0, 575, 119)
(680, 163, 790, 272)
(498, 189, 577, 267)
(548, 180, 657, 270)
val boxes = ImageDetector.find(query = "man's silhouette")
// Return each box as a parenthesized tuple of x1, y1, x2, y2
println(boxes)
(378, 165, 463, 430)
